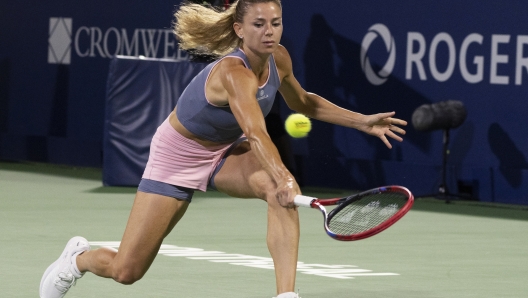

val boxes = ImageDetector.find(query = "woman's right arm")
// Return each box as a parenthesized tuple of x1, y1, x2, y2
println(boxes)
(218, 59, 300, 208)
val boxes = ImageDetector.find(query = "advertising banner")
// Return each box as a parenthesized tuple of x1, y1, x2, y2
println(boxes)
(1, 1, 526, 203)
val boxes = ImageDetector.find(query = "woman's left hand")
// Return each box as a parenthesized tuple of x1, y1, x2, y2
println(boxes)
(359, 111, 407, 149)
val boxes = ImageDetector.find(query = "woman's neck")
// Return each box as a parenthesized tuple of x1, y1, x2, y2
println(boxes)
(240, 45, 270, 78)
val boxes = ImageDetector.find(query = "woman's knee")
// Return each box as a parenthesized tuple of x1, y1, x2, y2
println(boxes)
(112, 264, 147, 285)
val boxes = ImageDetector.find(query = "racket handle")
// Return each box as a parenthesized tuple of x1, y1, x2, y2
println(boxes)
(294, 195, 315, 208)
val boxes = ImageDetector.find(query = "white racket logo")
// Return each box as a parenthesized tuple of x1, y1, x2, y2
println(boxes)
(379, 203, 399, 216)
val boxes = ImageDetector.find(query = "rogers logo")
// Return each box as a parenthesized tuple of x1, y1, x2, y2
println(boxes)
(360, 24, 396, 85)
(360, 23, 528, 86)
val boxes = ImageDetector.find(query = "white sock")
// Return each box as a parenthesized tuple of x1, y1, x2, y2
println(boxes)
(275, 292, 299, 298)
(70, 251, 85, 278)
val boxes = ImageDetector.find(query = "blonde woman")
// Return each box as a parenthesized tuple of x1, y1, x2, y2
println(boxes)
(39, 1, 407, 297)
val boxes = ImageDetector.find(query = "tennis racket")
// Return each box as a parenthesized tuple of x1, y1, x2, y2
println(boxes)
(294, 185, 414, 241)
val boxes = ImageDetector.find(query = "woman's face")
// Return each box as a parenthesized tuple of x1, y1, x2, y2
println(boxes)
(236, 2, 283, 55)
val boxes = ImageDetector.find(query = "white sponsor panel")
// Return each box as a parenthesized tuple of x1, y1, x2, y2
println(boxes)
(48, 17, 188, 65)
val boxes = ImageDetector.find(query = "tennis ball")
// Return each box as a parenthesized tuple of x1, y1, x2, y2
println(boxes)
(285, 113, 311, 138)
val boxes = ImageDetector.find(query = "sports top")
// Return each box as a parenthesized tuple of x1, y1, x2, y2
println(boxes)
(176, 48, 281, 143)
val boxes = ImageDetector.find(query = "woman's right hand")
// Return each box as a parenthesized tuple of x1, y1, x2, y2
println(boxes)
(275, 176, 301, 209)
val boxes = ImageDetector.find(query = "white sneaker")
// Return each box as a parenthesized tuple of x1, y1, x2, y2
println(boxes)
(39, 236, 90, 298)
(273, 292, 301, 298)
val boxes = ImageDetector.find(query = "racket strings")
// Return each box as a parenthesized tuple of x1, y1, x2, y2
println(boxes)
(328, 193, 407, 235)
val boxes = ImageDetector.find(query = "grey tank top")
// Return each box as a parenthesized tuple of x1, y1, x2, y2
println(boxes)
(176, 48, 281, 143)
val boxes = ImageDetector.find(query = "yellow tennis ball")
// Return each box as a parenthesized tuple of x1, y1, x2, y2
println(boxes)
(285, 113, 311, 138)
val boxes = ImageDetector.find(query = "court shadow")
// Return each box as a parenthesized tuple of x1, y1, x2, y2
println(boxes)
(413, 198, 528, 221)
(0, 59, 10, 133)
(307, 289, 439, 298)
(49, 65, 70, 137)
(447, 121, 475, 165)
(302, 14, 432, 189)
(85, 187, 236, 200)
(26, 135, 49, 162)
(0, 160, 101, 181)
(86, 186, 137, 194)
(488, 123, 528, 188)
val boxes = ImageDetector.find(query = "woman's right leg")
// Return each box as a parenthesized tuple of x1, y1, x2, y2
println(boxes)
(76, 191, 189, 284)
(212, 141, 300, 295)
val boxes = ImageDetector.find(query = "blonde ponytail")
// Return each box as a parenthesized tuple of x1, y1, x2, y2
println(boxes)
(174, 0, 282, 58)
(174, 3, 240, 58)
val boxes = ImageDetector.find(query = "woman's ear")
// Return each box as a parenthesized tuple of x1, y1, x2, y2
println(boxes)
(233, 23, 243, 39)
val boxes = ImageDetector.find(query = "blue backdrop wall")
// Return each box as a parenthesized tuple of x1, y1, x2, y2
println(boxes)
(1, 1, 527, 204)
(278, 1, 528, 204)
(0, 1, 186, 166)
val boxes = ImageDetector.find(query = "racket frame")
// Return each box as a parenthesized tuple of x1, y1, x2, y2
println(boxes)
(294, 185, 414, 241)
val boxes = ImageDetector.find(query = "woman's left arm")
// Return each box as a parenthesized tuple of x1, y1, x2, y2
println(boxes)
(275, 45, 407, 148)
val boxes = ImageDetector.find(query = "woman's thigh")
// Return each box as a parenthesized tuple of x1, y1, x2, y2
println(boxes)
(112, 191, 189, 275)
(213, 141, 274, 200)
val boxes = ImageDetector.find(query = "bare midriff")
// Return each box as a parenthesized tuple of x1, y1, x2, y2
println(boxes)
(169, 108, 234, 148)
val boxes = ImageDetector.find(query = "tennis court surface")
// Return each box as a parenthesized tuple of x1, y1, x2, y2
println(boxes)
(1, 161, 527, 297)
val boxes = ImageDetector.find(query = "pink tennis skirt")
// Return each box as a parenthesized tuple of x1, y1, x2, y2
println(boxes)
(142, 117, 243, 192)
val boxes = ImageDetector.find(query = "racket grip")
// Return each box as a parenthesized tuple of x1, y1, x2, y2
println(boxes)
(294, 195, 315, 208)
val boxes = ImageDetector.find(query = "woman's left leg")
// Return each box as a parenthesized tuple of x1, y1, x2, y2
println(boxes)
(212, 141, 300, 295)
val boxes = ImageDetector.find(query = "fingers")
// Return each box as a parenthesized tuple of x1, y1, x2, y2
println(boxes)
(378, 111, 396, 119)
(276, 179, 300, 209)
(389, 124, 406, 135)
(376, 112, 407, 125)
(386, 130, 403, 142)
(380, 121, 406, 148)
(380, 135, 392, 149)
(380, 131, 403, 149)
(285, 203, 297, 209)
(277, 193, 296, 208)
(278, 197, 297, 209)
(370, 112, 408, 148)
(389, 118, 408, 126)
(374, 115, 407, 133)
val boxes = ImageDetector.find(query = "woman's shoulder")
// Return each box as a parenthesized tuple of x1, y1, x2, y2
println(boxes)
(215, 54, 250, 74)
(273, 45, 291, 64)
(212, 53, 257, 84)
(273, 45, 293, 76)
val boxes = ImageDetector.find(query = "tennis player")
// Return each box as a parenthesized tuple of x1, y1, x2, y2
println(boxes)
(39, 1, 407, 297)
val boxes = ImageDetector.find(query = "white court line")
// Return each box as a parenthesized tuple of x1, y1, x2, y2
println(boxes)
(89, 241, 399, 279)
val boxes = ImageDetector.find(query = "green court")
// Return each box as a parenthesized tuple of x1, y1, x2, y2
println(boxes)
(2, 161, 527, 297)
